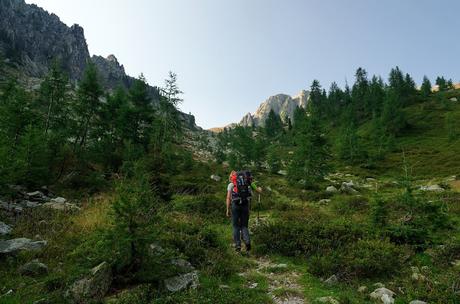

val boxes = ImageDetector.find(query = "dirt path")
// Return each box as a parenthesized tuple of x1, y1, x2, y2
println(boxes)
(241, 255, 307, 304)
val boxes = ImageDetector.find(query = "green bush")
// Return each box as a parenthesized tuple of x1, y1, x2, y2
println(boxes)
(171, 194, 224, 219)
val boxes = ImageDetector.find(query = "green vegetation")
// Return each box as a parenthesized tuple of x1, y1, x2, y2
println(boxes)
(1, 62, 460, 304)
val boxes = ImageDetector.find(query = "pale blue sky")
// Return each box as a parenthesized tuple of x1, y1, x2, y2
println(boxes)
(27, 0, 460, 128)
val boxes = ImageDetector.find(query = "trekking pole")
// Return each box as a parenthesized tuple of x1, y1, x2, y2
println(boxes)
(257, 193, 260, 222)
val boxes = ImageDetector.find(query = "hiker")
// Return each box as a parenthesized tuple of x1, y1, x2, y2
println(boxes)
(226, 170, 262, 253)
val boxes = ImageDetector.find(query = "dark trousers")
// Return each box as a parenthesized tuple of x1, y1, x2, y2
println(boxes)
(232, 202, 250, 248)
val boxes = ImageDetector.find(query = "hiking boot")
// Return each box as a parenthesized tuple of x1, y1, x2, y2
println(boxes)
(244, 243, 251, 252)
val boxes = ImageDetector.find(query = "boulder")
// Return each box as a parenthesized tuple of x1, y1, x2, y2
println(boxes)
(26, 191, 48, 201)
(0, 201, 23, 213)
(326, 186, 338, 193)
(370, 288, 395, 303)
(409, 301, 427, 304)
(164, 270, 199, 292)
(66, 262, 112, 303)
(42, 202, 80, 211)
(50, 197, 67, 204)
(318, 199, 331, 205)
(0, 221, 12, 235)
(315, 296, 340, 304)
(210, 174, 221, 182)
(0, 238, 47, 254)
(19, 260, 48, 276)
(340, 181, 358, 194)
(420, 184, 444, 192)
(164, 258, 199, 292)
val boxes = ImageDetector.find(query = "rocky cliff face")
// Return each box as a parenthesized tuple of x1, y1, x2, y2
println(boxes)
(0, 0, 89, 81)
(239, 90, 309, 127)
(0, 0, 198, 128)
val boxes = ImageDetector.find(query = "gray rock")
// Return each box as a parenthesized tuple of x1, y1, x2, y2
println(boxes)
(315, 296, 340, 304)
(26, 191, 47, 201)
(450, 97, 458, 102)
(50, 197, 67, 204)
(0, 201, 23, 213)
(67, 262, 112, 303)
(42, 202, 80, 211)
(340, 181, 358, 194)
(326, 186, 338, 193)
(370, 288, 395, 303)
(409, 301, 427, 304)
(324, 274, 338, 285)
(373, 282, 385, 288)
(170, 258, 195, 273)
(210, 174, 221, 182)
(420, 184, 444, 192)
(0, 238, 47, 254)
(318, 199, 331, 205)
(19, 260, 48, 276)
(149, 242, 165, 256)
(164, 270, 199, 292)
(0, 221, 12, 235)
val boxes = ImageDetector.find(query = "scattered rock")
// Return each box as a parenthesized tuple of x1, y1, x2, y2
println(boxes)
(326, 186, 338, 193)
(26, 191, 48, 201)
(42, 202, 80, 211)
(19, 260, 48, 276)
(420, 184, 444, 192)
(381, 293, 394, 304)
(278, 170, 288, 176)
(340, 181, 358, 194)
(164, 258, 199, 292)
(219, 284, 230, 289)
(0, 201, 23, 213)
(318, 199, 331, 205)
(370, 288, 395, 303)
(164, 271, 199, 292)
(450, 97, 458, 102)
(248, 282, 258, 289)
(50, 197, 67, 204)
(66, 261, 112, 303)
(210, 174, 221, 182)
(0, 238, 47, 254)
(0, 221, 12, 235)
(315, 296, 340, 304)
(324, 274, 338, 285)
(358, 285, 368, 293)
(409, 301, 427, 304)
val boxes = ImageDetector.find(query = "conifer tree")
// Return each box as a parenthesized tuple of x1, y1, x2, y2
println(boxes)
(264, 109, 283, 138)
(74, 62, 103, 151)
(420, 76, 432, 97)
(435, 76, 448, 92)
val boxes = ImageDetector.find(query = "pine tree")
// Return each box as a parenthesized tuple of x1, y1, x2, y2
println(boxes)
(420, 76, 432, 97)
(435, 76, 448, 92)
(73, 62, 103, 151)
(288, 105, 330, 188)
(381, 90, 406, 136)
(128, 75, 154, 149)
(351, 67, 370, 120)
(264, 109, 283, 138)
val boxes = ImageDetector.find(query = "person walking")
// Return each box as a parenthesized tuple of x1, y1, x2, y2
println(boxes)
(226, 170, 262, 253)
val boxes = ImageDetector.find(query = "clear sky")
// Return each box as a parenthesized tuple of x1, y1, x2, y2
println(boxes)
(26, 0, 460, 129)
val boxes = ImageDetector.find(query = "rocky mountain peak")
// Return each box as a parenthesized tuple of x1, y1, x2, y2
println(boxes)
(239, 90, 310, 127)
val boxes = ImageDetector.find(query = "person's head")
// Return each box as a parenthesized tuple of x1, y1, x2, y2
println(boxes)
(229, 170, 236, 182)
